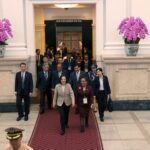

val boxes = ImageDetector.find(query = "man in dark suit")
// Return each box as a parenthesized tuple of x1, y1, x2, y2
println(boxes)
(69, 64, 87, 114)
(36, 49, 43, 74)
(63, 52, 76, 77)
(93, 68, 111, 122)
(51, 52, 61, 71)
(15, 63, 33, 121)
(61, 42, 68, 58)
(51, 63, 68, 90)
(36, 64, 52, 114)
(39, 56, 52, 72)
(81, 53, 92, 73)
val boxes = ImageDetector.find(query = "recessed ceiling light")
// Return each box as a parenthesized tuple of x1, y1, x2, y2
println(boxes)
(55, 4, 78, 9)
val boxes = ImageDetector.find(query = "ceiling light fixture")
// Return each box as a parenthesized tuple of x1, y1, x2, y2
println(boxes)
(55, 4, 78, 9)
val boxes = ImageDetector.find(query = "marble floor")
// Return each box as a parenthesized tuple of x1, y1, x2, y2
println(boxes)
(0, 105, 150, 150)
(0, 105, 38, 150)
(96, 111, 150, 150)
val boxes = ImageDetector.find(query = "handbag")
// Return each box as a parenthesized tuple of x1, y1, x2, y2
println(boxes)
(107, 96, 113, 112)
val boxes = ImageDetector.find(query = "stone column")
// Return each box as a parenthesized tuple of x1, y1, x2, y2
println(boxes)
(96, 0, 104, 68)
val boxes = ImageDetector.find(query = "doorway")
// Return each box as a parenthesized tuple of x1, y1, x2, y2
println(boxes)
(45, 19, 93, 59)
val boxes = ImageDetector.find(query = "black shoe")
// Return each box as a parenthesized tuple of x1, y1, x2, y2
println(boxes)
(16, 115, 23, 121)
(65, 125, 69, 128)
(60, 130, 65, 135)
(100, 117, 104, 122)
(24, 116, 28, 121)
(39, 110, 44, 114)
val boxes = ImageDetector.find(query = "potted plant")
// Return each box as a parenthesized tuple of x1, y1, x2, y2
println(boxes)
(118, 16, 149, 56)
(0, 18, 13, 57)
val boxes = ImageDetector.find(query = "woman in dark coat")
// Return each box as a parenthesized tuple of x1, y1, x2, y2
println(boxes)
(76, 77, 93, 133)
(93, 68, 111, 122)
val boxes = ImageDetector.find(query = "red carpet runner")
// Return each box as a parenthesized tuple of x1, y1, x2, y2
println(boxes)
(29, 109, 103, 150)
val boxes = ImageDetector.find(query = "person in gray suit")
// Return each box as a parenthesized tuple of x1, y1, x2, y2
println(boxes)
(53, 75, 75, 135)
(69, 64, 87, 114)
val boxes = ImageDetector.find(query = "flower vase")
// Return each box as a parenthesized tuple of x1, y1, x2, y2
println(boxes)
(0, 45, 5, 57)
(124, 44, 139, 56)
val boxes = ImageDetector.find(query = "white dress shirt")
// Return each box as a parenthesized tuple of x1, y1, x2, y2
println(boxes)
(44, 71, 48, 79)
(76, 71, 80, 81)
(58, 71, 62, 78)
(21, 72, 25, 81)
(99, 76, 104, 91)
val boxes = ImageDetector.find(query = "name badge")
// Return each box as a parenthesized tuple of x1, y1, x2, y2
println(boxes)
(83, 98, 88, 104)
(68, 66, 71, 70)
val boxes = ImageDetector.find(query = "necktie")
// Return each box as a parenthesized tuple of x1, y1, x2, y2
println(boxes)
(76, 72, 79, 81)
(21, 72, 24, 89)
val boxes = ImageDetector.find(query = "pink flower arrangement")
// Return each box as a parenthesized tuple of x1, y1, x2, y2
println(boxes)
(118, 16, 149, 44)
(0, 18, 13, 45)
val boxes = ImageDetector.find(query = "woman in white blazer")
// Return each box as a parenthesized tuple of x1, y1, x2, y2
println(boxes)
(53, 75, 75, 135)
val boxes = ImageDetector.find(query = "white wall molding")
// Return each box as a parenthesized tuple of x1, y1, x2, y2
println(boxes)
(126, 0, 131, 16)
(6, 43, 27, 48)
(29, 0, 98, 4)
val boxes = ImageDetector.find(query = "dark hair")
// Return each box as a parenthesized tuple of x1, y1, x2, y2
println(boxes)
(84, 53, 88, 56)
(80, 76, 89, 84)
(74, 63, 80, 68)
(59, 75, 68, 84)
(20, 63, 26, 66)
(36, 49, 40, 53)
(96, 68, 103, 72)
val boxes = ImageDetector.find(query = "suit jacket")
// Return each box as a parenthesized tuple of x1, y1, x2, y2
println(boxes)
(36, 54, 43, 66)
(36, 71, 52, 92)
(81, 60, 92, 72)
(93, 75, 111, 97)
(51, 60, 58, 71)
(53, 83, 75, 107)
(62, 47, 68, 58)
(69, 71, 87, 92)
(63, 58, 76, 72)
(51, 70, 68, 89)
(15, 72, 33, 95)
(88, 71, 96, 92)
(76, 85, 93, 107)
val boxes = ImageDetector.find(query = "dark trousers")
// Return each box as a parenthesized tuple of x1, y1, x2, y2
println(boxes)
(40, 89, 52, 111)
(16, 91, 30, 117)
(58, 103, 70, 131)
(97, 91, 107, 119)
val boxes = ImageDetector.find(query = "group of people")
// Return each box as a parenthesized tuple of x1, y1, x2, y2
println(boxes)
(14, 47, 111, 137)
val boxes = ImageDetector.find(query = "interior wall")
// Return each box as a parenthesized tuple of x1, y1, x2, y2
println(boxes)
(44, 7, 93, 20)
